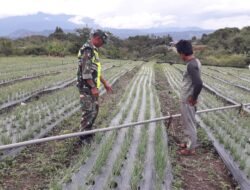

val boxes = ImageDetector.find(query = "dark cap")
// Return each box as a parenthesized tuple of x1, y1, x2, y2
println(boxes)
(93, 29, 108, 43)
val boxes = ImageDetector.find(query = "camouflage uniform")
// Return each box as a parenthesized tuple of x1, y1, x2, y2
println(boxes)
(77, 42, 102, 131)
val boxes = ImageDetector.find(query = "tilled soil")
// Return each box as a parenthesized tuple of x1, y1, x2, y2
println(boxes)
(64, 64, 170, 190)
(154, 64, 238, 190)
(65, 69, 145, 190)
(0, 66, 140, 190)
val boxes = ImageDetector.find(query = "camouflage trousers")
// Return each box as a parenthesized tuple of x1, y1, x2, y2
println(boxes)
(79, 92, 99, 131)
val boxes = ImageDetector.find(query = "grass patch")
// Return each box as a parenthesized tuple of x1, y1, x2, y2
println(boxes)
(202, 54, 247, 67)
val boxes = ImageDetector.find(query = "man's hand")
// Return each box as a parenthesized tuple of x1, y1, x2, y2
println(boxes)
(91, 87, 99, 97)
(104, 82, 112, 93)
(76, 81, 82, 88)
(101, 76, 112, 94)
(188, 96, 197, 106)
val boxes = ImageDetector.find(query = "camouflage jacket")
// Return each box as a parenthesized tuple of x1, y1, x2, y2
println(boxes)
(77, 42, 102, 93)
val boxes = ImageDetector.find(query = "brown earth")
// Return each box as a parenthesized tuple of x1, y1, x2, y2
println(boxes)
(154, 64, 238, 190)
(0, 66, 140, 190)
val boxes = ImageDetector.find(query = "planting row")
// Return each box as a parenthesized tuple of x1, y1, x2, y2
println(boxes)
(0, 60, 142, 189)
(0, 60, 137, 108)
(206, 67, 250, 83)
(0, 61, 141, 146)
(0, 57, 117, 85)
(209, 66, 250, 81)
(0, 62, 142, 162)
(174, 64, 250, 104)
(0, 86, 79, 145)
(202, 66, 250, 89)
(0, 56, 76, 74)
(0, 70, 75, 106)
(0, 64, 75, 85)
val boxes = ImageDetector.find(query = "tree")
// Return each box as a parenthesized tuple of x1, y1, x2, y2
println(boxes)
(240, 26, 250, 54)
(231, 36, 244, 54)
(49, 27, 66, 40)
(75, 27, 91, 43)
(191, 36, 197, 42)
(0, 38, 13, 56)
(46, 41, 66, 56)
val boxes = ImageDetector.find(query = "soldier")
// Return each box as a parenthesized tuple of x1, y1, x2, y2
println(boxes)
(77, 29, 112, 140)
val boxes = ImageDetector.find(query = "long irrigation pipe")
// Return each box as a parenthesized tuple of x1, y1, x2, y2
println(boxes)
(0, 103, 249, 151)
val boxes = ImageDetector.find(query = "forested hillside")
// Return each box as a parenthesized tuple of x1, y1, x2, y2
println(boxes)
(0, 26, 249, 67)
(196, 26, 250, 67)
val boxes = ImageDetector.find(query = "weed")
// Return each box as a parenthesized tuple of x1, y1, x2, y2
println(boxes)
(0, 135, 12, 145)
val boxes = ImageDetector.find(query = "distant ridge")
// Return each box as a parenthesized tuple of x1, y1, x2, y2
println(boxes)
(8, 29, 52, 39)
(107, 28, 213, 40)
(0, 12, 213, 40)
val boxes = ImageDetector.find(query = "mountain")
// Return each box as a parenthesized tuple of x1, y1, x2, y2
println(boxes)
(106, 28, 213, 40)
(0, 12, 213, 40)
(0, 12, 98, 37)
(7, 29, 52, 39)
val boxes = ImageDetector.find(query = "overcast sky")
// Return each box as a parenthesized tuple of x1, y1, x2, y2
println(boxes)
(1, 0, 250, 29)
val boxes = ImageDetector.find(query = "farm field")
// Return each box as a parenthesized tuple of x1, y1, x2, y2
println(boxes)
(0, 57, 141, 157)
(0, 57, 249, 189)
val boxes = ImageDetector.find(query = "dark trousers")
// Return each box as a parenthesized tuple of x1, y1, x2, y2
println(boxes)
(80, 92, 99, 130)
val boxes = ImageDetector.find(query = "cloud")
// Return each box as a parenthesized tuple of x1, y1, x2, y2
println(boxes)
(201, 15, 250, 29)
(201, 1, 250, 13)
(0, 0, 121, 19)
(68, 16, 85, 25)
(1, 0, 250, 29)
(95, 13, 176, 29)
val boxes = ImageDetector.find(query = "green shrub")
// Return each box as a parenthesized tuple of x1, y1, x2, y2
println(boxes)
(24, 46, 47, 55)
(202, 54, 247, 67)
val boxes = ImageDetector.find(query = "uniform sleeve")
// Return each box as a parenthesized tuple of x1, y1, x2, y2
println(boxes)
(79, 47, 93, 79)
(187, 62, 203, 100)
(77, 60, 82, 83)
